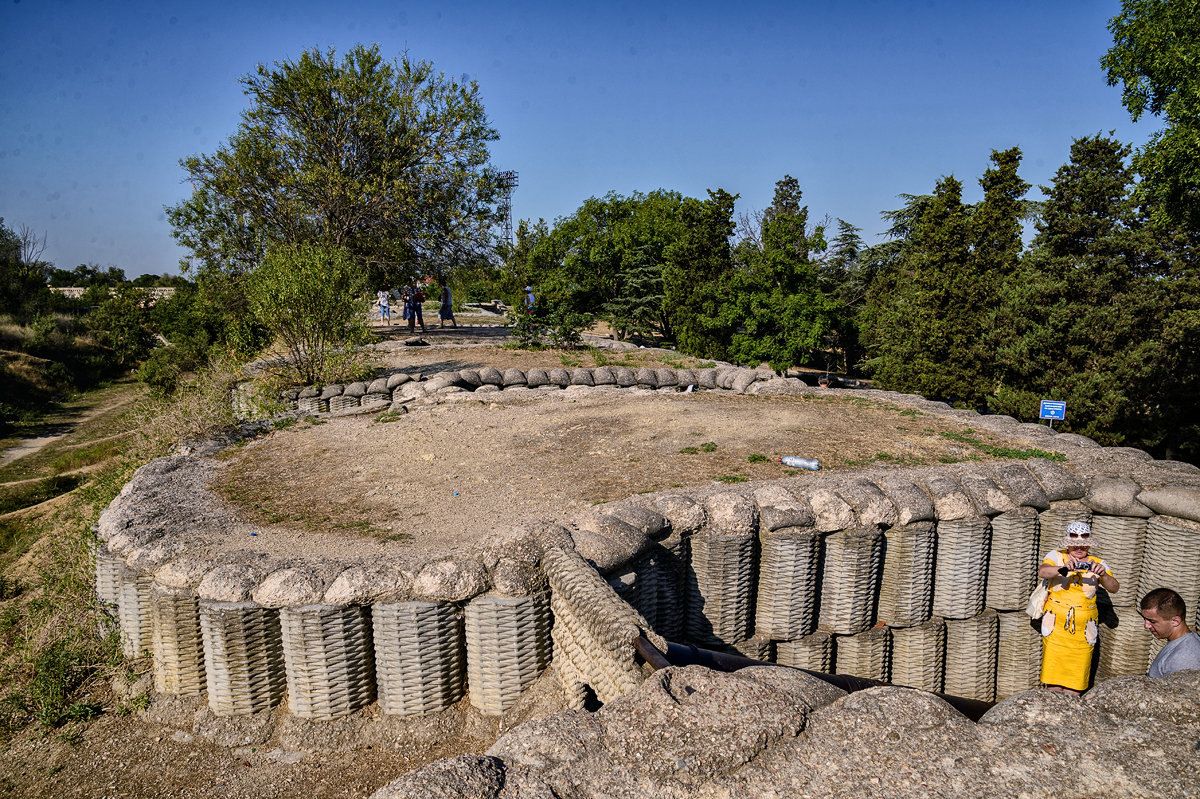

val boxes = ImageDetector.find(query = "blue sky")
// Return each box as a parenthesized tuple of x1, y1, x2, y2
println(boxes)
(0, 0, 1154, 277)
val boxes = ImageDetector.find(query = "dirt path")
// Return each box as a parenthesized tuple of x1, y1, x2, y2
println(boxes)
(0, 395, 137, 470)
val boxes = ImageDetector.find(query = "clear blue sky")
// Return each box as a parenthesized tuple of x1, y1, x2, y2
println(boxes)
(0, 0, 1154, 277)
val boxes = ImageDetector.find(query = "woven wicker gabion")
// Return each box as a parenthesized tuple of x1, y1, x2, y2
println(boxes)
(200, 600, 286, 716)
(464, 592, 551, 716)
(944, 610, 999, 702)
(1096, 603, 1152, 682)
(279, 604, 376, 720)
(775, 631, 833, 672)
(118, 565, 154, 659)
(755, 529, 821, 639)
(653, 536, 689, 641)
(877, 522, 936, 628)
(95, 546, 123, 618)
(1138, 516, 1200, 622)
(833, 626, 890, 682)
(986, 508, 1039, 611)
(630, 554, 660, 631)
(1038, 507, 1090, 561)
(996, 610, 1041, 699)
(932, 517, 992, 620)
(372, 601, 463, 716)
(818, 528, 883, 635)
(890, 617, 945, 693)
(362, 392, 390, 405)
(297, 396, 327, 414)
(685, 531, 757, 646)
(327, 395, 360, 413)
(1089, 515, 1146, 606)
(151, 585, 206, 696)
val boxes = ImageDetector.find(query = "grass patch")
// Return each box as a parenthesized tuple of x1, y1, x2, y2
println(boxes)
(0, 475, 83, 516)
(939, 430, 1065, 461)
(374, 410, 407, 423)
(899, 409, 923, 417)
(717, 474, 749, 484)
(679, 446, 699, 454)
(48, 438, 127, 473)
(700, 442, 717, 453)
(747, 453, 769, 463)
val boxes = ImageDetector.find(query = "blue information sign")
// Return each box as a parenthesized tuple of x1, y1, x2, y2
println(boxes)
(1039, 400, 1066, 421)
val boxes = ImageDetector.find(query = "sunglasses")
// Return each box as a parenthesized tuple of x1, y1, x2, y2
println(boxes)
(1067, 532, 1091, 540)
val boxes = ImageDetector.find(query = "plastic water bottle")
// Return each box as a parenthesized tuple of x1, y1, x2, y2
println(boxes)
(779, 455, 819, 471)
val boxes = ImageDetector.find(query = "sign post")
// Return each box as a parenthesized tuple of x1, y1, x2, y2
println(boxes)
(1039, 400, 1066, 430)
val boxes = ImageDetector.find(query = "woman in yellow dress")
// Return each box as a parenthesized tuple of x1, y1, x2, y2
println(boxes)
(1037, 521, 1119, 693)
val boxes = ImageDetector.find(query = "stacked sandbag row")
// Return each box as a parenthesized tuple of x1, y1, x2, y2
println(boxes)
(272, 365, 778, 415)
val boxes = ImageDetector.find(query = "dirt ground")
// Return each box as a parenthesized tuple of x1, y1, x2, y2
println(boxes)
(0, 332, 1057, 799)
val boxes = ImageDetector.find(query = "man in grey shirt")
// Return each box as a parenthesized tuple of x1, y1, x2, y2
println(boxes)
(1140, 588, 1200, 677)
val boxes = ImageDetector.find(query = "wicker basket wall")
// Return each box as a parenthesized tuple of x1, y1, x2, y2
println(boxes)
(995, 610, 1041, 699)
(890, 617, 945, 693)
(297, 397, 327, 414)
(95, 546, 122, 618)
(755, 529, 821, 640)
(817, 528, 883, 635)
(1038, 507, 1090, 561)
(372, 601, 463, 716)
(328, 395, 360, 412)
(833, 626, 890, 682)
(279, 604, 376, 720)
(464, 592, 551, 716)
(200, 600, 286, 716)
(944, 610, 998, 702)
(654, 536, 689, 641)
(1096, 603, 1152, 682)
(877, 522, 936, 628)
(1090, 515, 1146, 607)
(151, 585, 206, 696)
(362, 392, 390, 404)
(1138, 516, 1200, 625)
(627, 553, 661, 632)
(685, 531, 757, 647)
(118, 565, 154, 659)
(775, 631, 832, 672)
(986, 508, 1039, 611)
(932, 518, 992, 620)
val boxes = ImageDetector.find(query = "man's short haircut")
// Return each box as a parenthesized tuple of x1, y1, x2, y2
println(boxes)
(1141, 587, 1187, 620)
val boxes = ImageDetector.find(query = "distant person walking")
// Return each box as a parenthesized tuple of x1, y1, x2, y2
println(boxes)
(523, 285, 536, 314)
(438, 284, 457, 328)
(1141, 588, 1200, 677)
(406, 282, 427, 333)
(376, 289, 391, 325)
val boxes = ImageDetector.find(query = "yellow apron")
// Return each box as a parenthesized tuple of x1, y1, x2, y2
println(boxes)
(1039, 552, 1105, 691)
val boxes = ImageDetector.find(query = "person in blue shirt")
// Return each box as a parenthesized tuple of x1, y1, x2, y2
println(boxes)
(1140, 588, 1200, 677)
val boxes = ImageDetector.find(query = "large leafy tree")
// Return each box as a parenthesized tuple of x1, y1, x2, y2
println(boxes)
(663, 189, 739, 360)
(992, 135, 1161, 444)
(1102, 0, 1200, 230)
(166, 44, 502, 286)
(729, 175, 836, 370)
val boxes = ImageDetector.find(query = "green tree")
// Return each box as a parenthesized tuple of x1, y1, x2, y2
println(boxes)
(166, 44, 502, 286)
(0, 219, 51, 323)
(818, 219, 871, 373)
(1102, 0, 1200, 230)
(663, 189, 739, 360)
(992, 135, 1161, 445)
(729, 175, 836, 370)
(245, 243, 370, 385)
(86, 286, 158, 371)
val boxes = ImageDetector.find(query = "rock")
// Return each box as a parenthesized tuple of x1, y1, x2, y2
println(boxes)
(155, 555, 222, 590)
(604, 505, 670, 539)
(385, 373, 412, 390)
(548, 368, 571, 388)
(715, 367, 738, 390)
(1137, 486, 1200, 524)
(837, 479, 898, 528)
(572, 515, 651, 572)
(319, 384, 344, 400)
(674, 369, 696, 388)
(652, 495, 706, 536)
(570, 369, 594, 386)
(369, 755, 505, 799)
(487, 709, 603, 771)
(731, 369, 757, 393)
(1085, 671, 1200, 731)
(1086, 474, 1153, 517)
(614, 367, 637, 387)
(1026, 459, 1085, 501)
(702, 492, 758, 535)
(873, 477, 935, 525)
(991, 463, 1051, 510)
(125, 537, 189, 571)
(1054, 432, 1100, 448)
(654, 368, 677, 387)
(695, 369, 717, 389)
(196, 562, 270, 602)
(343, 382, 367, 398)
(922, 474, 974, 521)
(634, 368, 658, 388)
(752, 485, 814, 531)
(252, 566, 335, 608)
(323, 563, 411, 605)
(458, 369, 483, 388)
(478, 366, 503, 386)
(747, 377, 809, 396)
(491, 558, 547, 597)
(959, 472, 1016, 516)
(591, 366, 616, 385)
(412, 559, 490, 602)
(806, 488, 856, 532)
(525, 368, 548, 388)
(502, 368, 527, 387)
